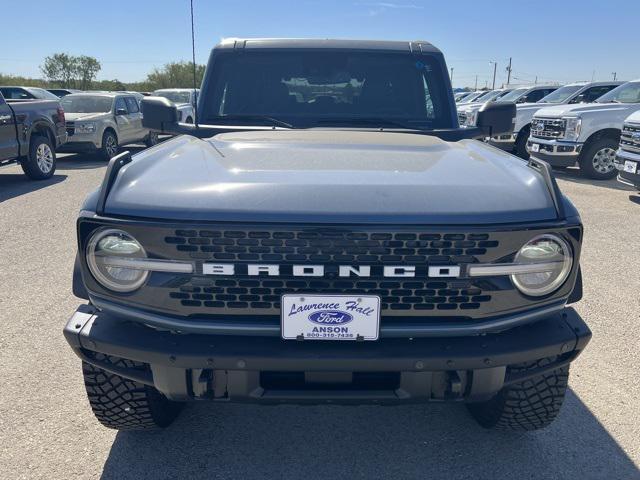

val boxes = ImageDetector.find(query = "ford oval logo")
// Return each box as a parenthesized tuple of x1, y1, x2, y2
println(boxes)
(308, 310, 353, 325)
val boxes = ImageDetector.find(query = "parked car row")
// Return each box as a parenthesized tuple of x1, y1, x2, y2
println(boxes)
(0, 86, 199, 180)
(457, 79, 640, 182)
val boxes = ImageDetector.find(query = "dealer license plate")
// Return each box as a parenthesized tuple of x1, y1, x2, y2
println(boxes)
(530, 143, 540, 153)
(623, 160, 638, 174)
(281, 294, 380, 341)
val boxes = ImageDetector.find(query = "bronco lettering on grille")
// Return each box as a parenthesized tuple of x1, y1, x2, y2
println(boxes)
(202, 263, 462, 278)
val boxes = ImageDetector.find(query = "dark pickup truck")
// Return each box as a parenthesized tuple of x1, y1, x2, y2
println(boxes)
(0, 91, 67, 179)
(64, 39, 590, 433)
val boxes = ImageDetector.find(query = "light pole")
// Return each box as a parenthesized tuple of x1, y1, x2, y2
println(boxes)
(490, 61, 498, 89)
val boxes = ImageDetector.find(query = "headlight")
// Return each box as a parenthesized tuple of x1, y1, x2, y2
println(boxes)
(465, 110, 478, 126)
(86, 229, 148, 292)
(76, 122, 97, 134)
(563, 117, 582, 141)
(511, 234, 573, 297)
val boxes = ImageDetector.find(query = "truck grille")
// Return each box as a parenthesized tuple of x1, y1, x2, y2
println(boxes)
(66, 121, 75, 136)
(457, 111, 468, 124)
(620, 123, 640, 153)
(160, 228, 499, 315)
(531, 118, 566, 139)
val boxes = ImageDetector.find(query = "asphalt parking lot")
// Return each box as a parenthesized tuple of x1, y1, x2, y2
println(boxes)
(0, 150, 639, 480)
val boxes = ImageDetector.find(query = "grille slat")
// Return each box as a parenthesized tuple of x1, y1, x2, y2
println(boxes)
(620, 123, 640, 153)
(531, 117, 566, 139)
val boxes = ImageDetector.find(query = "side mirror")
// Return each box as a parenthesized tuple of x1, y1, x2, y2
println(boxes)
(476, 101, 516, 136)
(115, 108, 127, 116)
(141, 96, 185, 133)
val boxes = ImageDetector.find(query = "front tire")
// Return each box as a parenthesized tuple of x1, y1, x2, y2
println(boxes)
(515, 126, 530, 159)
(21, 135, 56, 180)
(467, 358, 569, 431)
(579, 137, 619, 179)
(82, 356, 183, 431)
(145, 131, 159, 147)
(100, 130, 119, 160)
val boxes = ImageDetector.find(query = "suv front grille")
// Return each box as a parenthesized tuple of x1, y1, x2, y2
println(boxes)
(66, 121, 75, 136)
(159, 228, 500, 315)
(457, 111, 467, 124)
(620, 123, 640, 153)
(531, 118, 566, 139)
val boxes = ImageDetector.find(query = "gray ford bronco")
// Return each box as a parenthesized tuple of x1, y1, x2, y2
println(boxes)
(64, 39, 590, 431)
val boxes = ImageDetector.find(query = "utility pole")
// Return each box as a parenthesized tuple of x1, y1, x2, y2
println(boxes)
(506, 57, 512, 85)
(450, 67, 454, 85)
(612, 72, 617, 81)
(490, 61, 497, 89)
(591, 70, 595, 82)
(534, 76, 538, 84)
(474, 75, 478, 91)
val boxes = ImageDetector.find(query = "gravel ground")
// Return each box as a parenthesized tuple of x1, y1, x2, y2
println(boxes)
(0, 152, 639, 480)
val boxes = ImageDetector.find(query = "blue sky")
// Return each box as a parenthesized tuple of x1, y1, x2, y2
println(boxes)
(2, 0, 639, 87)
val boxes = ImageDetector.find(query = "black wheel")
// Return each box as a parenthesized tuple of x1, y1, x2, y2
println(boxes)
(145, 130, 159, 147)
(467, 357, 569, 431)
(515, 126, 530, 159)
(21, 134, 56, 180)
(579, 137, 619, 179)
(100, 130, 119, 160)
(82, 356, 183, 431)
(185, 116, 193, 124)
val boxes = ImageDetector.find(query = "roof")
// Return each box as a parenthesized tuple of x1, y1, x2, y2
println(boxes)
(215, 38, 441, 54)
(64, 92, 123, 98)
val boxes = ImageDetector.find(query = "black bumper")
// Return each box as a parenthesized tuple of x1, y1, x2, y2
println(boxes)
(64, 305, 591, 404)
(617, 170, 640, 189)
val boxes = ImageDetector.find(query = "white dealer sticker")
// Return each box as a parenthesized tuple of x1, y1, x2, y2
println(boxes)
(281, 294, 380, 341)
(623, 160, 637, 174)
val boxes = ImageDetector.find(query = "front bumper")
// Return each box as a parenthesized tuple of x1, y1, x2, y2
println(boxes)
(527, 137, 582, 167)
(64, 304, 591, 404)
(615, 149, 640, 189)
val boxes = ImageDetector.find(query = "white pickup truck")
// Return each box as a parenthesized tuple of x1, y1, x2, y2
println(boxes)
(527, 80, 640, 179)
(152, 88, 199, 124)
(615, 110, 640, 189)
(457, 85, 557, 128)
(489, 82, 621, 158)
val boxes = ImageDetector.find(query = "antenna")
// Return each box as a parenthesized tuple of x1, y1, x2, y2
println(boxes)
(190, 0, 199, 129)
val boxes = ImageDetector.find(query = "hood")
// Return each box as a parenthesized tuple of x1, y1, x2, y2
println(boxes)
(103, 130, 557, 224)
(625, 110, 640, 123)
(533, 102, 638, 118)
(516, 102, 548, 112)
(65, 112, 111, 122)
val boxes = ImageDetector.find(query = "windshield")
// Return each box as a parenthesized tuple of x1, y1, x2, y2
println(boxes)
(537, 85, 584, 104)
(61, 95, 113, 113)
(497, 88, 528, 102)
(459, 92, 483, 103)
(154, 90, 192, 104)
(596, 81, 640, 104)
(202, 51, 452, 129)
(472, 90, 499, 102)
(25, 87, 60, 100)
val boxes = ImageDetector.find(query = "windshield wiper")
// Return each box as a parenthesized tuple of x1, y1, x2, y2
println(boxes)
(315, 117, 429, 131)
(209, 115, 294, 129)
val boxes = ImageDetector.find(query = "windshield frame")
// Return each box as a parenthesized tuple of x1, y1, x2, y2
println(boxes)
(199, 49, 457, 131)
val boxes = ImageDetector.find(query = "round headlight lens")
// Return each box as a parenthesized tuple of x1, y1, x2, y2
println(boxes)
(511, 234, 572, 297)
(86, 229, 148, 292)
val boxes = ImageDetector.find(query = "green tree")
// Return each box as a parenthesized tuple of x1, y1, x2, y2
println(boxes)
(145, 61, 205, 90)
(40, 53, 101, 89)
(75, 55, 101, 90)
(40, 53, 77, 88)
